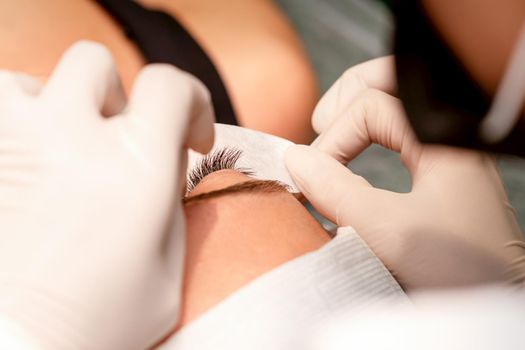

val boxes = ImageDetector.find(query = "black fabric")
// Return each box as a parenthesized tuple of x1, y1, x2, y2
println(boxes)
(393, 0, 525, 156)
(95, 0, 238, 125)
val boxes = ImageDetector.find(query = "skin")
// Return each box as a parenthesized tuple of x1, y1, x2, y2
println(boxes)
(179, 170, 330, 327)
(422, 0, 525, 118)
(0, 0, 317, 143)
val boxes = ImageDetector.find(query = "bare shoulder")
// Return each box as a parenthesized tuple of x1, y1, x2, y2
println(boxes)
(140, 0, 319, 143)
(0, 0, 144, 90)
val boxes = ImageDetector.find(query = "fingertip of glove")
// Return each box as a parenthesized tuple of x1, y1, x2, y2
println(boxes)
(186, 106, 215, 154)
(133, 64, 185, 92)
(183, 75, 215, 153)
(312, 79, 341, 133)
(312, 101, 329, 134)
(285, 145, 323, 185)
(42, 41, 121, 110)
(285, 144, 311, 169)
(0, 71, 42, 96)
(60, 41, 114, 75)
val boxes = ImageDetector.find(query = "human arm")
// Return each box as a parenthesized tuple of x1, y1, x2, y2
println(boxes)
(286, 56, 525, 288)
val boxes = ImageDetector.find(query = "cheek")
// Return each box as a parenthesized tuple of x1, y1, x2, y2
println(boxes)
(179, 194, 329, 328)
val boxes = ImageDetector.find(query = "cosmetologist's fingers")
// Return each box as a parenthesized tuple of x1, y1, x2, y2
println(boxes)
(0, 71, 42, 97)
(313, 56, 397, 134)
(127, 64, 214, 154)
(313, 89, 422, 172)
(285, 144, 372, 225)
(41, 40, 126, 117)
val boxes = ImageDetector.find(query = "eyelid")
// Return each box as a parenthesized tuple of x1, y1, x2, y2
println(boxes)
(186, 147, 254, 193)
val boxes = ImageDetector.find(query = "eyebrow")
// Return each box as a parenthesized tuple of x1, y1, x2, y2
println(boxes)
(183, 179, 297, 205)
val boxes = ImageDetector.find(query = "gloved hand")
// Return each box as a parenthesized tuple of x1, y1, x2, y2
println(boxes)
(286, 56, 525, 289)
(0, 41, 214, 349)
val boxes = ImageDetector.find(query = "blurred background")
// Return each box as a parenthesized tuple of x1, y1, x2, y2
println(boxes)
(276, 0, 525, 232)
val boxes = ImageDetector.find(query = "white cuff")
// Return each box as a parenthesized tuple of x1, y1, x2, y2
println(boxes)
(160, 227, 409, 350)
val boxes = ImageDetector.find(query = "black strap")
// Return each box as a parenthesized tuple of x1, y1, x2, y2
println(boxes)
(95, 0, 238, 125)
(393, 0, 525, 156)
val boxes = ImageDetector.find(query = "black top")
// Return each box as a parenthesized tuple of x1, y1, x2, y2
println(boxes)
(393, 0, 524, 156)
(95, 0, 238, 125)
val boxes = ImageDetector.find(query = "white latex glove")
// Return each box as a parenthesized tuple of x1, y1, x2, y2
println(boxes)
(286, 56, 525, 289)
(0, 41, 214, 350)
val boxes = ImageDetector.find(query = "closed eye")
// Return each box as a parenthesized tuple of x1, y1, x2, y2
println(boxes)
(186, 147, 254, 192)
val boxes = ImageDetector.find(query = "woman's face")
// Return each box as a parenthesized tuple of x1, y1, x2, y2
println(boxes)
(180, 169, 330, 327)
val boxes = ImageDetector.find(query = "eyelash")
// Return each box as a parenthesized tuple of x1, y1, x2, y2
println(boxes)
(186, 147, 254, 192)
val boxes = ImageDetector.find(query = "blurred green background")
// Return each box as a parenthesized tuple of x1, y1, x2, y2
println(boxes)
(276, 0, 525, 232)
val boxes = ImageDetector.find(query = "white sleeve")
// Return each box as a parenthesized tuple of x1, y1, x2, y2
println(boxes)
(160, 227, 409, 350)
(311, 286, 525, 350)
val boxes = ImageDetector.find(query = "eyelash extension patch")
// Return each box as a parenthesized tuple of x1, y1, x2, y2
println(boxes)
(186, 124, 300, 193)
(187, 147, 254, 192)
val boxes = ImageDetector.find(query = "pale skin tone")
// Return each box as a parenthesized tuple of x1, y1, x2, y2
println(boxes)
(0, 0, 318, 143)
(179, 170, 330, 327)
